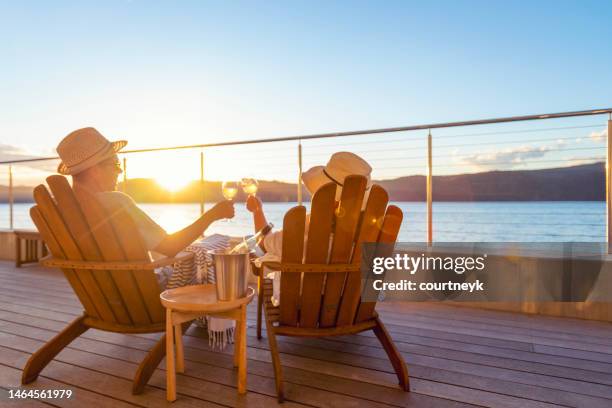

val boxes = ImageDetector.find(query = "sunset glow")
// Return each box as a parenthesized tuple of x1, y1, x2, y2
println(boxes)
(155, 175, 191, 192)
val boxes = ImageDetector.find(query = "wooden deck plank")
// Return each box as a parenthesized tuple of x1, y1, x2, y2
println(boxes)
(3, 262, 612, 407)
(0, 345, 222, 407)
(0, 332, 293, 407)
(236, 328, 612, 400)
(14, 266, 612, 338)
(5, 272, 612, 355)
(0, 303, 473, 407)
(379, 308, 612, 347)
(4, 287, 611, 386)
(0, 362, 136, 407)
(3, 289, 612, 381)
(378, 302, 612, 338)
(0, 284, 609, 392)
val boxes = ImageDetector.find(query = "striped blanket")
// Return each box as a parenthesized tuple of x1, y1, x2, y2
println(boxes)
(158, 234, 236, 349)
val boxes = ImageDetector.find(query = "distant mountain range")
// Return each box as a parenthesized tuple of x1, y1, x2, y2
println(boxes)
(0, 162, 605, 203)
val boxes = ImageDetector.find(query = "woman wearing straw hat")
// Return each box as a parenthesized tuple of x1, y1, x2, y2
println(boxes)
(246, 152, 372, 304)
(246, 151, 372, 258)
(56, 127, 235, 259)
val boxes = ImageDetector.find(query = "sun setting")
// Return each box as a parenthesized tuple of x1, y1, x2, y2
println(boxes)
(155, 175, 192, 192)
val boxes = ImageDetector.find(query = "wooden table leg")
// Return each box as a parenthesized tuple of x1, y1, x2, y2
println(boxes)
(174, 324, 184, 373)
(166, 309, 176, 402)
(233, 312, 241, 368)
(238, 304, 247, 394)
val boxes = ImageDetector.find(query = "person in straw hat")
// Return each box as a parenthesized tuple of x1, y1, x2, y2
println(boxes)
(246, 151, 372, 259)
(57, 127, 235, 259)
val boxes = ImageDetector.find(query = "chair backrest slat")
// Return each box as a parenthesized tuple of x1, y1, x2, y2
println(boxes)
(74, 187, 159, 325)
(33, 185, 117, 322)
(32, 175, 166, 328)
(106, 194, 164, 323)
(30, 205, 99, 317)
(319, 175, 367, 327)
(354, 205, 403, 323)
(336, 184, 389, 326)
(299, 182, 336, 328)
(279, 206, 306, 326)
(278, 175, 403, 329)
(47, 176, 133, 325)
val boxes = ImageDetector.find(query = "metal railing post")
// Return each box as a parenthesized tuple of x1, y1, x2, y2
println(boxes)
(122, 157, 127, 193)
(200, 150, 205, 215)
(607, 115, 612, 253)
(297, 141, 303, 206)
(427, 130, 433, 245)
(8, 165, 13, 230)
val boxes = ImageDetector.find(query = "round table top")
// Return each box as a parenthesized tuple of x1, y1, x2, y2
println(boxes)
(160, 284, 254, 313)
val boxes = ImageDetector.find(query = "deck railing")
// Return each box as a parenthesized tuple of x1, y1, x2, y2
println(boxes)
(2, 108, 611, 247)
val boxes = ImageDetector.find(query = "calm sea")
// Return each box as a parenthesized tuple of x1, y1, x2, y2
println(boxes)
(0, 201, 605, 242)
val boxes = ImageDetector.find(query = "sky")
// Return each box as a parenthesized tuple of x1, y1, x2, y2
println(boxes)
(0, 0, 611, 186)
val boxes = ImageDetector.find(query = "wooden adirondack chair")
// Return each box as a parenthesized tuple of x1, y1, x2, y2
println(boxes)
(252, 175, 409, 402)
(22, 175, 194, 394)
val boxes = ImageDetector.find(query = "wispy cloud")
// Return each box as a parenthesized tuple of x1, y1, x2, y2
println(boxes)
(566, 156, 603, 166)
(458, 140, 566, 170)
(589, 128, 608, 143)
(0, 144, 57, 172)
(459, 146, 548, 169)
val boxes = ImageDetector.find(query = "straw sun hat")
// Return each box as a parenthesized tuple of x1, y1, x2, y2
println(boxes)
(56, 127, 127, 175)
(302, 152, 372, 199)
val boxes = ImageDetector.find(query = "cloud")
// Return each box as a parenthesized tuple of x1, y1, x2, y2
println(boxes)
(589, 128, 608, 143)
(566, 157, 602, 166)
(0, 144, 57, 172)
(459, 145, 550, 169)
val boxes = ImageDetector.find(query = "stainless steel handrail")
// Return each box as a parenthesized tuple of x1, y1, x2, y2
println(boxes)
(1, 108, 611, 164)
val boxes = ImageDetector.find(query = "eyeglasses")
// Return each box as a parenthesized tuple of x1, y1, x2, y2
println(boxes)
(100, 160, 122, 172)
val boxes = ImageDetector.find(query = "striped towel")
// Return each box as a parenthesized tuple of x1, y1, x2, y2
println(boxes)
(187, 234, 237, 350)
(157, 234, 236, 350)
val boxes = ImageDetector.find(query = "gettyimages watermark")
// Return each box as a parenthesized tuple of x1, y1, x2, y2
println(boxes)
(360, 242, 612, 302)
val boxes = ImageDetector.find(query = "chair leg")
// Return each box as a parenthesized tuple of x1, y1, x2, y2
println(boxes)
(132, 321, 192, 395)
(264, 313, 284, 402)
(22, 315, 88, 384)
(257, 272, 263, 340)
(133, 335, 165, 395)
(372, 317, 410, 391)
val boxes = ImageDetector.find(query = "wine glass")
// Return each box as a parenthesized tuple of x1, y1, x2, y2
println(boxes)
(221, 181, 239, 222)
(241, 177, 259, 196)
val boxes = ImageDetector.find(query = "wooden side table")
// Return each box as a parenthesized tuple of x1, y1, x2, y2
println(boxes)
(160, 284, 254, 402)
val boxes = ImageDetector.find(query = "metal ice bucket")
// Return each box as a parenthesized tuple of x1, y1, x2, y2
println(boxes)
(207, 249, 252, 301)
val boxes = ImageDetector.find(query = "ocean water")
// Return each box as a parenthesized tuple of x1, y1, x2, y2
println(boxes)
(0, 201, 605, 242)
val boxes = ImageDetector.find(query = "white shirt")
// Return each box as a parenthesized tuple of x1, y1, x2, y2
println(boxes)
(262, 214, 311, 259)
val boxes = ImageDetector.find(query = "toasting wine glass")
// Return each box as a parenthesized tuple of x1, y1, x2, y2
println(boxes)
(221, 181, 239, 222)
(241, 177, 259, 196)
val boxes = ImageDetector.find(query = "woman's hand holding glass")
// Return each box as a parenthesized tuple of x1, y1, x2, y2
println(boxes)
(246, 195, 263, 214)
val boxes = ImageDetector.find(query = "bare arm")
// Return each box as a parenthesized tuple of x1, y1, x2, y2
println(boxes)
(246, 195, 269, 251)
(154, 200, 234, 257)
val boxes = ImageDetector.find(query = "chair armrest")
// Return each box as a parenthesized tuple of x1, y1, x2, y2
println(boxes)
(248, 260, 359, 275)
(249, 260, 282, 277)
(41, 251, 195, 270)
(281, 263, 360, 273)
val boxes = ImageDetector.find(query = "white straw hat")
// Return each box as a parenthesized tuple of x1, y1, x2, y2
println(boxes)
(302, 152, 372, 200)
(56, 127, 127, 175)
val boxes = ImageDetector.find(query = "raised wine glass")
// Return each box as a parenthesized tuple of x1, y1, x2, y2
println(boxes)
(221, 181, 239, 222)
(241, 177, 259, 196)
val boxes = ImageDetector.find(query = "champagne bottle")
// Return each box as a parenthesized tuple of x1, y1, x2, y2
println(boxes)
(229, 223, 274, 254)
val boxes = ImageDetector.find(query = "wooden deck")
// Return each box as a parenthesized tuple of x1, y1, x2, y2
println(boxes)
(1, 262, 611, 407)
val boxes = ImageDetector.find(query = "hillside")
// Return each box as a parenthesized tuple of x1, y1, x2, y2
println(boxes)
(0, 162, 605, 203)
